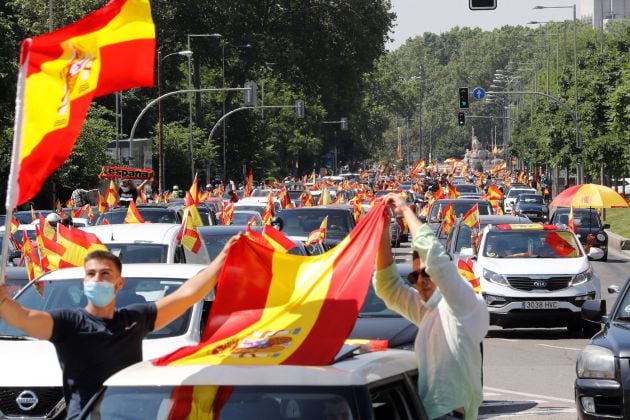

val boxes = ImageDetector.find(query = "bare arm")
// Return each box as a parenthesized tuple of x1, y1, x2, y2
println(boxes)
(376, 208, 394, 270)
(153, 234, 240, 331)
(0, 285, 53, 340)
(383, 193, 423, 238)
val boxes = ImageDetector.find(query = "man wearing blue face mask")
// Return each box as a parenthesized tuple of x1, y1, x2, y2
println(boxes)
(373, 193, 489, 420)
(0, 238, 238, 419)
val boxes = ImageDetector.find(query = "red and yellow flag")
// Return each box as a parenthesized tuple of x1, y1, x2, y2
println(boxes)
(10, 217, 20, 236)
(441, 203, 456, 235)
(486, 184, 504, 200)
(188, 175, 200, 206)
(176, 207, 202, 254)
(155, 202, 386, 367)
(461, 204, 480, 229)
(245, 225, 297, 253)
(305, 216, 327, 246)
(220, 202, 234, 225)
(457, 258, 480, 293)
(123, 200, 144, 224)
(105, 180, 119, 209)
(545, 231, 578, 257)
(243, 169, 253, 198)
(21, 231, 44, 282)
(261, 192, 274, 225)
(56, 223, 108, 267)
(567, 207, 577, 233)
(13, 0, 155, 205)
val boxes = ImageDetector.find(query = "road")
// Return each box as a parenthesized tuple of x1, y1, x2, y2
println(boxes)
(480, 248, 630, 419)
(394, 243, 630, 419)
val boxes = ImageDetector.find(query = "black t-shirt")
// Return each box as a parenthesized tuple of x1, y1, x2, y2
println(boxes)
(49, 303, 157, 419)
(118, 188, 138, 207)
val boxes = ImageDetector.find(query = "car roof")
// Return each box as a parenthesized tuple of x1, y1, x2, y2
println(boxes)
(476, 215, 533, 224)
(104, 349, 416, 387)
(197, 225, 262, 235)
(82, 224, 181, 243)
(36, 263, 207, 281)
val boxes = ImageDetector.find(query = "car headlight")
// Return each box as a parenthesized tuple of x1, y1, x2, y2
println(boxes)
(576, 345, 615, 379)
(483, 268, 508, 286)
(572, 266, 594, 286)
(596, 233, 606, 242)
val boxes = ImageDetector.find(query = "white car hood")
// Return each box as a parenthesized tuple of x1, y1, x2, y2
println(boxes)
(479, 257, 588, 276)
(0, 337, 197, 387)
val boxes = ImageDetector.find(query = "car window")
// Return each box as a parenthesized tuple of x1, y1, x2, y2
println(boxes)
(429, 202, 491, 223)
(0, 278, 191, 339)
(201, 232, 235, 260)
(360, 285, 399, 317)
(88, 386, 358, 420)
(483, 230, 582, 258)
(370, 377, 425, 420)
(278, 211, 351, 240)
(106, 244, 168, 263)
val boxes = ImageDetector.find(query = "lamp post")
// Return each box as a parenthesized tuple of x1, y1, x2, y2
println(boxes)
(533, 4, 581, 184)
(157, 49, 193, 194)
(527, 33, 561, 94)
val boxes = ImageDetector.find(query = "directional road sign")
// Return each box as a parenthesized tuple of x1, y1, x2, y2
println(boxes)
(472, 87, 486, 101)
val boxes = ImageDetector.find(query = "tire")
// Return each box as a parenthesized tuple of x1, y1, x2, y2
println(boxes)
(601, 251, 608, 262)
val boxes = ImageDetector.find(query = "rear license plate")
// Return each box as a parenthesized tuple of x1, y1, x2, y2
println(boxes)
(523, 301, 559, 309)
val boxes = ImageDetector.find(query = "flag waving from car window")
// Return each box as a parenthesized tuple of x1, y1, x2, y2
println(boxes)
(155, 202, 386, 367)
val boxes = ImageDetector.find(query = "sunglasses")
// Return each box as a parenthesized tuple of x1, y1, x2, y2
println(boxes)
(407, 267, 429, 285)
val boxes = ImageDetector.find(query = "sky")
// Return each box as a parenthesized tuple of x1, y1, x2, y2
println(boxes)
(387, 0, 584, 50)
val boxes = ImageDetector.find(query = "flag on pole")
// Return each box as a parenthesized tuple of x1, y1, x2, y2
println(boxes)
(188, 174, 200, 206)
(461, 204, 480, 229)
(261, 192, 274, 225)
(457, 258, 480, 293)
(567, 207, 577, 233)
(176, 207, 202, 253)
(10, 0, 155, 206)
(305, 216, 327, 246)
(441, 204, 456, 235)
(123, 200, 144, 223)
(220, 202, 234, 225)
(243, 170, 253, 198)
(155, 202, 386, 367)
(21, 231, 44, 282)
(105, 180, 119, 209)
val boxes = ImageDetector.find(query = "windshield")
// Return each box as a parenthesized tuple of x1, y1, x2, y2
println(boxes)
(483, 230, 582, 258)
(201, 233, 240, 260)
(233, 205, 266, 215)
(555, 211, 602, 229)
(98, 209, 178, 225)
(507, 189, 533, 199)
(14, 211, 52, 224)
(105, 244, 168, 263)
(0, 278, 191, 339)
(277, 211, 351, 240)
(454, 184, 480, 194)
(231, 212, 260, 225)
(360, 285, 399, 317)
(517, 195, 543, 204)
(429, 201, 491, 223)
(88, 386, 357, 420)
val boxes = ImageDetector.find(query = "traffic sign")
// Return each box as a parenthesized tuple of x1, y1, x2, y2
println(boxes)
(472, 87, 486, 101)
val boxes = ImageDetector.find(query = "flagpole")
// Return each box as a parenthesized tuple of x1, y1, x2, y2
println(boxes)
(1, 42, 29, 285)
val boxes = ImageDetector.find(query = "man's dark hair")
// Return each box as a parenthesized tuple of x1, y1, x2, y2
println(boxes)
(84, 250, 122, 274)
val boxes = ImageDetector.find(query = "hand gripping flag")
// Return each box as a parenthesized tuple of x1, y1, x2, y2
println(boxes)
(123, 200, 144, 223)
(305, 216, 327, 246)
(461, 204, 480, 229)
(155, 201, 387, 367)
(10, 0, 155, 206)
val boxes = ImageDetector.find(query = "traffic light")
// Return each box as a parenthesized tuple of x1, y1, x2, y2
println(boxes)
(243, 81, 257, 106)
(459, 87, 469, 109)
(469, 0, 497, 10)
(457, 112, 465, 126)
(295, 100, 305, 118)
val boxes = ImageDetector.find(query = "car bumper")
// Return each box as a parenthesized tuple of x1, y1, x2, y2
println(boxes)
(575, 378, 626, 419)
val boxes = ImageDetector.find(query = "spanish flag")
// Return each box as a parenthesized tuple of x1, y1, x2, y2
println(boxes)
(123, 200, 144, 224)
(461, 204, 480, 229)
(177, 206, 202, 254)
(220, 202, 234, 225)
(457, 258, 480, 293)
(155, 202, 386, 367)
(188, 175, 200, 206)
(10, 0, 155, 206)
(245, 225, 296, 253)
(305, 216, 327, 246)
(21, 231, 44, 282)
(441, 203, 456, 235)
(105, 180, 119, 209)
(243, 169, 254, 198)
(567, 207, 577, 233)
(56, 223, 108, 267)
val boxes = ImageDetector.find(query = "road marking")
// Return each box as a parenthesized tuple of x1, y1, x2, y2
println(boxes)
(484, 386, 574, 403)
(479, 408, 575, 419)
(537, 343, 583, 351)
(482, 400, 543, 407)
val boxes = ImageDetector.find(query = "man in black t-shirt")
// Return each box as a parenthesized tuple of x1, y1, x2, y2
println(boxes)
(0, 239, 238, 419)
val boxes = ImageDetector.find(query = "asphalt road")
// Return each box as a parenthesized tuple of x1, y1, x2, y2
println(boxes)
(393, 242, 630, 419)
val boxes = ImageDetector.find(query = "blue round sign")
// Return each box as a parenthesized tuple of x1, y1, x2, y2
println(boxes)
(472, 87, 486, 100)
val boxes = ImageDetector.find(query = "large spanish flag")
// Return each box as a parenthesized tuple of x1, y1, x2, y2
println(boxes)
(11, 0, 155, 206)
(156, 202, 386, 367)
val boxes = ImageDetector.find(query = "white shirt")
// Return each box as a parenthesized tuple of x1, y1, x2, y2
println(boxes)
(373, 224, 489, 420)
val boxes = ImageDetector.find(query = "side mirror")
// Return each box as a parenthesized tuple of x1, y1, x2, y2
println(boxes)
(587, 247, 605, 260)
(581, 299, 606, 324)
(271, 216, 283, 231)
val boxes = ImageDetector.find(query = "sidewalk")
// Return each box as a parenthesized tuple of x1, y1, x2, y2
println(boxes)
(606, 230, 630, 252)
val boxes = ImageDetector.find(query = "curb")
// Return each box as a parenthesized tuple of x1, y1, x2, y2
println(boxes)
(606, 230, 630, 252)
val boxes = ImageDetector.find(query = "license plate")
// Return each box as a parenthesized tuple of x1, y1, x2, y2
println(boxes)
(523, 301, 559, 309)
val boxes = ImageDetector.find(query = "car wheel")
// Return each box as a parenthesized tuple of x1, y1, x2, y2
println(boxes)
(601, 250, 608, 262)
(582, 321, 601, 339)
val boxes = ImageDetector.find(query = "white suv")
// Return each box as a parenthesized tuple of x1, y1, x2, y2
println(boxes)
(461, 224, 603, 337)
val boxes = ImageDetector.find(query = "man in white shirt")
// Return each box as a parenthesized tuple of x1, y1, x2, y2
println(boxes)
(373, 193, 489, 420)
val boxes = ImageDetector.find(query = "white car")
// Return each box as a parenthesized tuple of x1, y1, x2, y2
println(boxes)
(503, 188, 536, 213)
(80, 348, 425, 419)
(81, 223, 210, 264)
(233, 196, 281, 215)
(461, 224, 603, 337)
(0, 264, 211, 419)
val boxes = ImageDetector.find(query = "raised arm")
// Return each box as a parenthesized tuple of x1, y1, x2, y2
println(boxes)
(0, 285, 53, 340)
(153, 234, 239, 331)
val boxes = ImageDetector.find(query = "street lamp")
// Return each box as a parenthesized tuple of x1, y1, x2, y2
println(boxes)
(186, 33, 221, 184)
(157, 49, 193, 194)
(533, 4, 581, 183)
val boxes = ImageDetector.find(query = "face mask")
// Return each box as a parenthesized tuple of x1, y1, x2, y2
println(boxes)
(421, 289, 442, 310)
(84, 281, 116, 307)
(121, 187, 130, 192)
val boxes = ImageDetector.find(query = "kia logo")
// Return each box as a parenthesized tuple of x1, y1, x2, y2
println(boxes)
(533, 280, 547, 288)
(16, 390, 38, 411)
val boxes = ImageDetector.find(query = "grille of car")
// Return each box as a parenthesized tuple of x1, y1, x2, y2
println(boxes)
(0, 387, 64, 418)
(506, 276, 573, 291)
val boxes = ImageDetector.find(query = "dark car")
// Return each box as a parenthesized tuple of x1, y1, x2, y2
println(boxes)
(575, 278, 630, 419)
(95, 205, 181, 225)
(549, 208, 608, 261)
(424, 199, 492, 235)
(349, 263, 417, 350)
(13, 210, 53, 224)
(272, 206, 356, 249)
(513, 194, 549, 222)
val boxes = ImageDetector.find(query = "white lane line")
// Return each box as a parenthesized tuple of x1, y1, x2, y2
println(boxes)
(498, 338, 519, 342)
(537, 343, 583, 351)
(483, 386, 575, 403)
(479, 408, 576, 419)
(482, 400, 544, 407)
